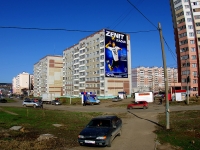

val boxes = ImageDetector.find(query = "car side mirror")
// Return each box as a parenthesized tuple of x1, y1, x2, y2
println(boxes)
(113, 125, 117, 129)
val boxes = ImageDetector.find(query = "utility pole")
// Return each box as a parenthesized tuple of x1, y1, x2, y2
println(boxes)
(186, 56, 189, 105)
(68, 67, 72, 105)
(158, 22, 170, 129)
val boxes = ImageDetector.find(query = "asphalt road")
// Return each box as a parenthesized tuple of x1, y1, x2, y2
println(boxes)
(1, 99, 200, 150)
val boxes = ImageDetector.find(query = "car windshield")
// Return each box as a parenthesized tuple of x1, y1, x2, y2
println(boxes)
(87, 119, 111, 128)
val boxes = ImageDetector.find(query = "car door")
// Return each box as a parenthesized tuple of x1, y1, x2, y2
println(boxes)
(111, 117, 119, 139)
(138, 101, 143, 108)
(133, 102, 139, 108)
(27, 100, 34, 106)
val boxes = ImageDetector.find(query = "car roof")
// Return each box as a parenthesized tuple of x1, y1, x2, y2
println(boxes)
(92, 115, 117, 120)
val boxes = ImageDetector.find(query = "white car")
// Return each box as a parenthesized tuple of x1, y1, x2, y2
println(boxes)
(22, 100, 43, 108)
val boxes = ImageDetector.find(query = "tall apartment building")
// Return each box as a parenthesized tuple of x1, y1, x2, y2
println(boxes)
(132, 67, 178, 92)
(12, 72, 33, 94)
(33, 55, 63, 97)
(63, 29, 132, 97)
(170, 0, 200, 96)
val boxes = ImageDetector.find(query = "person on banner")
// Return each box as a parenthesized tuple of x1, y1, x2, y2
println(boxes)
(105, 39, 122, 71)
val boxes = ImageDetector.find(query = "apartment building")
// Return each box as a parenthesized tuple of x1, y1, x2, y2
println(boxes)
(33, 55, 63, 97)
(170, 0, 200, 96)
(12, 72, 33, 94)
(132, 67, 178, 92)
(63, 29, 132, 97)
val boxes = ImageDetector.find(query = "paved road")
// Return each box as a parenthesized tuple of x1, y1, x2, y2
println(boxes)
(1, 99, 200, 150)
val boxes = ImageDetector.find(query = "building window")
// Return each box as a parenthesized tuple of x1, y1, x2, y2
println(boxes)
(196, 22, 200, 26)
(179, 32, 187, 38)
(179, 40, 188, 45)
(187, 18, 192, 22)
(190, 40, 195, 44)
(177, 18, 185, 24)
(197, 30, 200, 34)
(181, 55, 189, 60)
(185, 5, 190, 9)
(176, 11, 184, 18)
(180, 47, 188, 52)
(193, 71, 197, 76)
(175, 5, 183, 11)
(192, 55, 197, 59)
(174, 0, 181, 5)
(192, 63, 197, 68)
(100, 48, 104, 53)
(186, 11, 191, 15)
(188, 25, 193, 29)
(178, 25, 186, 31)
(189, 32, 194, 37)
(100, 42, 104, 47)
(194, 15, 200, 19)
(191, 47, 196, 52)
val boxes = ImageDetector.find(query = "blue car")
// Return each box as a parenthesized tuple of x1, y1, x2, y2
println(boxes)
(86, 96, 100, 105)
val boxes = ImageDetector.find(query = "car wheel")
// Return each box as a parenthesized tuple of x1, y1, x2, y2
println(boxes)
(107, 138, 112, 147)
(33, 105, 36, 108)
(79, 143, 84, 146)
(143, 106, 147, 109)
(23, 104, 26, 107)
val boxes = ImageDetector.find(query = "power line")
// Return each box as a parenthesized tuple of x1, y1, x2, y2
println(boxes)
(0, 26, 157, 34)
(108, 8, 131, 29)
(113, 9, 133, 29)
(163, 37, 177, 62)
(112, 0, 146, 29)
(127, 0, 158, 30)
(0, 26, 96, 32)
(126, 0, 177, 63)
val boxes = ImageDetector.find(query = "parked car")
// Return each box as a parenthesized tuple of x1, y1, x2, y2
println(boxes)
(0, 99, 7, 103)
(51, 100, 61, 105)
(22, 100, 43, 108)
(127, 101, 148, 109)
(78, 115, 122, 147)
(112, 96, 122, 102)
(86, 96, 100, 105)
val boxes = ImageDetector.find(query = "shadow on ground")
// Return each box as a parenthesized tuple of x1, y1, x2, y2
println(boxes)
(127, 110, 164, 128)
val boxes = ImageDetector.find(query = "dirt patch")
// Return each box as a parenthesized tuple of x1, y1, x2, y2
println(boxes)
(0, 129, 78, 150)
(157, 143, 182, 150)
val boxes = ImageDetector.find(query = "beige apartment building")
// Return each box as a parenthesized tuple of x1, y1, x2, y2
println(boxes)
(132, 67, 178, 92)
(170, 0, 200, 96)
(33, 55, 63, 97)
(63, 29, 132, 97)
(12, 72, 33, 94)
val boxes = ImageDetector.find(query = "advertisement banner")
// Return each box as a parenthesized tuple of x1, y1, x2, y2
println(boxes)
(104, 29, 128, 78)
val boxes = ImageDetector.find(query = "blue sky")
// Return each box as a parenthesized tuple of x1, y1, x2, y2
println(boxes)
(0, 0, 177, 83)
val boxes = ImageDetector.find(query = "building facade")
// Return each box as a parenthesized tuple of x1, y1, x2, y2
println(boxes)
(12, 72, 33, 94)
(170, 0, 200, 96)
(33, 55, 63, 97)
(63, 29, 132, 97)
(132, 67, 178, 92)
